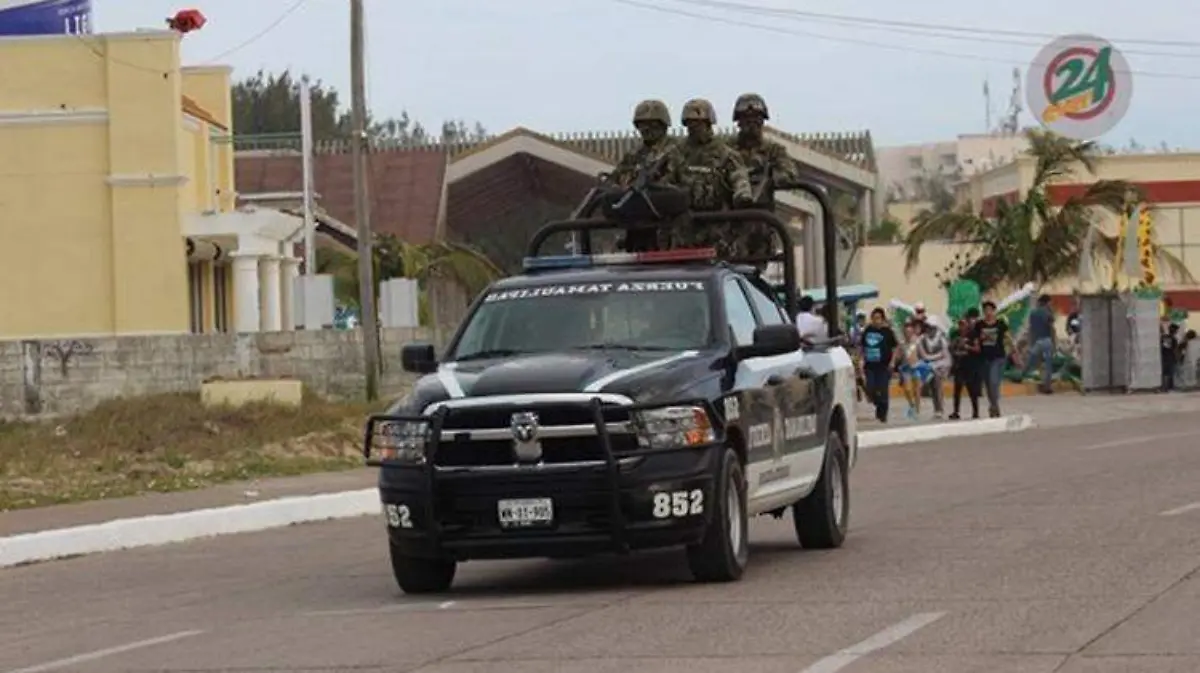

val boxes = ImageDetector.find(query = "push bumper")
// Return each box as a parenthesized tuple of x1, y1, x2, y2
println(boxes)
(365, 398, 723, 561)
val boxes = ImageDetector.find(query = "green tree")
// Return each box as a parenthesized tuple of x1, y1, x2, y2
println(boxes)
(317, 236, 502, 324)
(901, 128, 1192, 292)
(866, 216, 903, 244)
(230, 68, 488, 145)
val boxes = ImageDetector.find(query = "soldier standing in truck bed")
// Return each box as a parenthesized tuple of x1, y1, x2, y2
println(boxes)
(609, 99, 682, 251)
(610, 99, 679, 187)
(727, 93, 804, 262)
(663, 98, 753, 253)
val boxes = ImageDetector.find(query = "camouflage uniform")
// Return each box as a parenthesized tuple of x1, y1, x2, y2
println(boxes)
(608, 99, 682, 251)
(728, 93, 804, 260)
(609, 99, 679, 187)
(663, 98, 753, 252)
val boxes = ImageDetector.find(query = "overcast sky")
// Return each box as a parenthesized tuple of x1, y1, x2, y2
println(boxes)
(94, 0, 1200, 149)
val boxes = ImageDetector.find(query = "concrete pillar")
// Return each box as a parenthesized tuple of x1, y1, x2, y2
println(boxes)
(280, 256, 301, 331)
(230, 252, 261, 333)
(261, 255, 282, 332)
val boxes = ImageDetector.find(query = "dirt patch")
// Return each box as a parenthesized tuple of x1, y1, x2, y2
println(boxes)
(0, 391, 385, 511)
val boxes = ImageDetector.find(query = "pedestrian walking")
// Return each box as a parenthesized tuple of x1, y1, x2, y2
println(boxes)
(972, 300, 1019, 418)
(860, 307, 899, 423)
(949, 314, 983, 420)
(917, 319, 952, 419)
(1019, 294, 1056, 394)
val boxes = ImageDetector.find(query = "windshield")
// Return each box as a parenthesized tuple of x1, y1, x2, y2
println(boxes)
(448, 279, 712, 360)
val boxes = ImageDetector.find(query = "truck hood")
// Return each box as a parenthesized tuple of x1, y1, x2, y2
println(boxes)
(402, 348, 712, 412)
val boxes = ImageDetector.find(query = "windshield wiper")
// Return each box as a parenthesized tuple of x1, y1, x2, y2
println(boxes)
(453, 348, 528, 361)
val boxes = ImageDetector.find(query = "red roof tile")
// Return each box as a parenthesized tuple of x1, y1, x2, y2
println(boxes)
(234, 148, 447, 244)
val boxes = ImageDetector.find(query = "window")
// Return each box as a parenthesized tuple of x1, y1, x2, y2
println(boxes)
(907, 156, 924, 170)
(449, 280, 713, 359)
(741, 279, 787, 326)
(722, 278, 758, 346)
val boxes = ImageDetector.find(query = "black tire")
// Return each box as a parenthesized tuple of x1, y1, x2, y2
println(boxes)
(792, 431, 850, 549)
(389, 540, 456, 594)
(686, 446, 749, 582)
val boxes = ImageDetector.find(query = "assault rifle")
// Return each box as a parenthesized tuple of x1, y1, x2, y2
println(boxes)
(610, 150, 672, 220)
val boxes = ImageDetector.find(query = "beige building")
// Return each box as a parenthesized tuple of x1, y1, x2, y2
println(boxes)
(877, 131, 1032, 202)
(860, 150, 1200, 320)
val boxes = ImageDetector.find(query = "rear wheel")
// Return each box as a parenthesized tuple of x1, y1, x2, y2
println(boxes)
(389, 540, 456, 594)
(686, 446, 749, 582)
(792, 431, 849, 549)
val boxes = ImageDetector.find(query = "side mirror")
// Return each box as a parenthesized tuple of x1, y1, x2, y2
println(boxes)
(736, 324, 802, 359)
(400, 343, 438, 374)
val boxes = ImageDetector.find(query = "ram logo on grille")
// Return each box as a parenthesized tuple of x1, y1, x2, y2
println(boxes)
(510, 411, 543, 462)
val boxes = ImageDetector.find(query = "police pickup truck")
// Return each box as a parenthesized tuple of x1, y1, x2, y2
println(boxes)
(364, 195, 858, 595)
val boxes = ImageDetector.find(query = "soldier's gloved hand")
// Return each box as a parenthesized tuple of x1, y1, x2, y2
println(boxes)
(733, 193, 755, 208)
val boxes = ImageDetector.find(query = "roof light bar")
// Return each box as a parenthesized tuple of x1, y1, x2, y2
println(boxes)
(522, 247, 717, 272)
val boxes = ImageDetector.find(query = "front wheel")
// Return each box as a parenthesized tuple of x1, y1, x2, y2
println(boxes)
(389, 540, 457, 594)
(792, 431, 850, 549)
(686, 446, 749, 582)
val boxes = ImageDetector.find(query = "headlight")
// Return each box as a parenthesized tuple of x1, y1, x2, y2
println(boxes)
(373, 420, 429, 463)
(632, 405, 715, 450)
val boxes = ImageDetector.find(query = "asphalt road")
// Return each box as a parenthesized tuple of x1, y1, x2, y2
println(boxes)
(2, 410, 1199, 673)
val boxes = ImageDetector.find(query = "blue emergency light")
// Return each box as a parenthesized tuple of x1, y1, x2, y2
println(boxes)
(521, 247, 717, 272)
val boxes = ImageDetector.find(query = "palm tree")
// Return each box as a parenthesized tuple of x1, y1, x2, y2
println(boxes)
(316, 236, 502, 324)
(901, 128, 1191, 293)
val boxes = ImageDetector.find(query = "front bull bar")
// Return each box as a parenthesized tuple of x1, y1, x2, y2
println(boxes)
(364, 397, 724, 554)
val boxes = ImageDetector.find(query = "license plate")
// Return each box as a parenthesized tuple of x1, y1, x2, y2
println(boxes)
(497, 498, 554, 529)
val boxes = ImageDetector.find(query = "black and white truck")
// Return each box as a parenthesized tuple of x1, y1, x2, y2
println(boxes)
(364, 184, 858, 594)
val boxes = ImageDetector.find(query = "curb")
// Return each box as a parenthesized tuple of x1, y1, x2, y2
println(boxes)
(0, 489, 380, 569)
(858, 413, 1034, 449)
(2, 416, 1034, 569)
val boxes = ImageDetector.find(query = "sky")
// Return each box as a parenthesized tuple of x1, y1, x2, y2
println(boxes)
(92, 0, 1200, 149)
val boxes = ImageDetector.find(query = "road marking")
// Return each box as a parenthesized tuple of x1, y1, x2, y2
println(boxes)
(5, 630, 203, 673)
(1081, 429, 1199, 451)
(438, 600, 456, 609)
(1160, 501, 1200, 517)
(798, 612, 945, 673)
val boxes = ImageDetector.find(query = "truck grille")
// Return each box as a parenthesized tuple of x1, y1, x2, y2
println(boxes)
(434, 435, 639, 467)
(441, 403, 631, 430)
(432, 402, 635, 467)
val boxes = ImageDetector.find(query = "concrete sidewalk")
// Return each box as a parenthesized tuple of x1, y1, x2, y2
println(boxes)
(0, 469, 376, 537)
(857, 389, 1200, 432)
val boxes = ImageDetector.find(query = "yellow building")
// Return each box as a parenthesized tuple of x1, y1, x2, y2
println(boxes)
(0, 29, 302, 339)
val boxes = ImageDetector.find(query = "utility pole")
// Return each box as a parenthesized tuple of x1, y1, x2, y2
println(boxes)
(351, 0, 381, 400)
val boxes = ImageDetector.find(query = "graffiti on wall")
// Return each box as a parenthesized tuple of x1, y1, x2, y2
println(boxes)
(42, 340, 94, 377)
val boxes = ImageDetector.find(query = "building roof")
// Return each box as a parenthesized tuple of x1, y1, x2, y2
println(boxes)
(234, 147, 447, 244)
(442, 126, 876, 172)
(233, 122, 877, 244)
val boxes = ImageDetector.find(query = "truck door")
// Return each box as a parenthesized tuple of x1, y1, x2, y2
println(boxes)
(738, 278, 821, 457)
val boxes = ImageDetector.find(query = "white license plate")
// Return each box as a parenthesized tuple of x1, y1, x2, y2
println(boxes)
(497, 498, 554, 529)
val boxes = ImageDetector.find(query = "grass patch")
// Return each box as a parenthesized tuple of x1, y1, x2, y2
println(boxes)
(0, 391, 384, 511)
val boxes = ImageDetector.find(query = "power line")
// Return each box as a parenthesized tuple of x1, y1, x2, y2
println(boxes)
(201, 0, 310, 64)
(69, 0, 311, 74)
(608, 0, 1200, 81)
(669, 0, 1200, 60)
(667, 0, 1200, 50)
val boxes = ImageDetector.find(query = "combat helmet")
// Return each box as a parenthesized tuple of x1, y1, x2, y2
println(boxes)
(680, 98, 717, 124)
(733, 93, 769, 121)
(632, 99, 671, 127)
